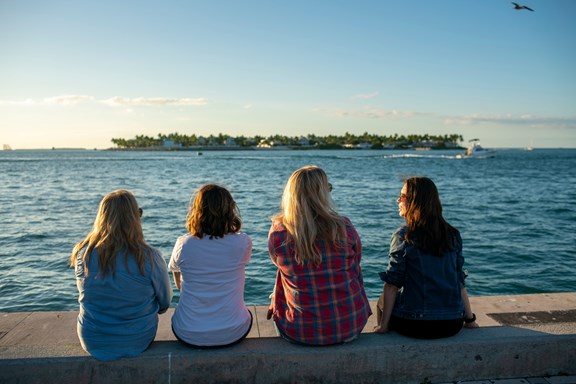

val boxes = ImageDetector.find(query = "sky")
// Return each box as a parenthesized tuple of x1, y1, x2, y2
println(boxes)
(1, 0, 575, 149)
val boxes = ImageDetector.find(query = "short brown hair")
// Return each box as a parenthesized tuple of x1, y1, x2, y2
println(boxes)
(186, 184, 242, 239)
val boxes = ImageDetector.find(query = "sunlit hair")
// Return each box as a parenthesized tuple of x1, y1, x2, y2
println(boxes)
(273, 165, 345, 266)
(70, 190, 152, 276)
(186, 184, 242, 239)
(403, 177, 459, 256)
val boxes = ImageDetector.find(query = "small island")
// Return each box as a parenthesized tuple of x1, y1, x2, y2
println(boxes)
(111, 132, 465, 151)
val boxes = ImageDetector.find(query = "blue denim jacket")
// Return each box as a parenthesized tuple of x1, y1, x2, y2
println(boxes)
(379, 226, 466, 321)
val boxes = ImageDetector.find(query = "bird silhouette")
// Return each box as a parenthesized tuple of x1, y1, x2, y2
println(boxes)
(512, 2, 534, 11)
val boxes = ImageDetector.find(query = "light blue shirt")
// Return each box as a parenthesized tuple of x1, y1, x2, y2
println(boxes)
(75, 247, 172, 361)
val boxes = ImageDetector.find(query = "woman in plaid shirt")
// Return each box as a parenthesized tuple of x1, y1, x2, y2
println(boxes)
(266, 165, 372, 345)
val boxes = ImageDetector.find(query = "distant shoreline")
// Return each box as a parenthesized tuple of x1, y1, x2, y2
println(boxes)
(5, 146, 576, 151)
(106, 145, 466, 152)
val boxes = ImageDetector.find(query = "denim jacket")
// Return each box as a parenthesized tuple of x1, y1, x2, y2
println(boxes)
(379, 226, 466, 321)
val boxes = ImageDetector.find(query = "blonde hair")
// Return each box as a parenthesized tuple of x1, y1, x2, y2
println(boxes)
(70, 190, 152, 276)
(273, 165, 345, 265)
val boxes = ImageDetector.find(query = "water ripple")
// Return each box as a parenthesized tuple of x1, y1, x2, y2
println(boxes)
(1, 149, 575, 311)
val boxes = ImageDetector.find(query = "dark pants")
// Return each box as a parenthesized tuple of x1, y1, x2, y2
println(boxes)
(377, 293, 463, 339)
(389, 316, 463, 339)
(173, 309, 253, 349)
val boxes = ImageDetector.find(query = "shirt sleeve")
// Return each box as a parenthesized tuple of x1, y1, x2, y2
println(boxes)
(150, 250, 173, 314)
(243, 234, 253, 265)
(455, 232, 466, 287)
(268, 223, 283, 267)
(379, 228, 407, 288)
(168, 236, 183, 272)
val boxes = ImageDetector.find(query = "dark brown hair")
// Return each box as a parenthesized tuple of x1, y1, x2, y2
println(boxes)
(186, 184, 242, 239)
(403, 177, 459, 256)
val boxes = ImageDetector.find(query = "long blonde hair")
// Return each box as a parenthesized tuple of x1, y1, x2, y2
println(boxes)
(70, 190, 152, 276)
(273, 165, 345, 265)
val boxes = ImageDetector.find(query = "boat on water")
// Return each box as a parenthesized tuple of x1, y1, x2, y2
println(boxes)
(456, 139, 495, 159)
(3, 144, 13, 151)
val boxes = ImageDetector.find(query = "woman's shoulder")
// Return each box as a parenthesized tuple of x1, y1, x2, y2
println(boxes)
(226, 231, 252, 243)
(146, 246, 167, 265)
(340, 215, 352, 225)
(146, 244, 163, 256)
(392, 225, 407, 238)
(340, 216, 358, 231)
(175, 233, 195, 243)
(451, 229, 462, 248)
(389, 225, 408, 250)
(269, 219, 288, 232)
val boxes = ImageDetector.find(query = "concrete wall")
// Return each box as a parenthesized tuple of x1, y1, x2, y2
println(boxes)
(2, 327, 575, 383)
(1, 293, 576, 384)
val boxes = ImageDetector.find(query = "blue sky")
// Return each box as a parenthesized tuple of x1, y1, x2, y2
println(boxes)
(1, 0, 575, 149)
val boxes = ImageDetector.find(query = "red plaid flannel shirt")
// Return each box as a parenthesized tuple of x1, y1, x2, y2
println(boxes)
(268, 217, 372, 345)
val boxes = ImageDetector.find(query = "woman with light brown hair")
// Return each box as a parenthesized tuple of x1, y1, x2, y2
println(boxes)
(267, 165, 371, 345)
(169, 184, 252, 348)
(71, 190, 172, 361)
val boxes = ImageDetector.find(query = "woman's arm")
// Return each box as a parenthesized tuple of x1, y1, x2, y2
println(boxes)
(373, 283, 398, 333)
(150, 251, 173, 314)
(267, 224, 280, 265)
(173, 271, 182, 291)
(461, 286, 479, 329)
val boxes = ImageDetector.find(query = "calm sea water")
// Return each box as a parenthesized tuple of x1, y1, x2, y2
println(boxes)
(0, 148, 574, 312)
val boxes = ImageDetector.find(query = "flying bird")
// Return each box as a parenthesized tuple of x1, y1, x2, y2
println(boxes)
(512, 2, 534, 11)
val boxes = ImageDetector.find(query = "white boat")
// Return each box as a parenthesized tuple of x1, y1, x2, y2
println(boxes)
(457, 139, 495, 159)
(3, 144, 12, 151)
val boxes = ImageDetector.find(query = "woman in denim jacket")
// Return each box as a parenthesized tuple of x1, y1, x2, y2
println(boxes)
(374, 177, 479, 339)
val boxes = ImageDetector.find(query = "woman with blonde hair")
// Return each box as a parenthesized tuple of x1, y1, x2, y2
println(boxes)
(267, 165, 371, 345)
(71, 190, 172, 361)
(169, 184, 253, 348)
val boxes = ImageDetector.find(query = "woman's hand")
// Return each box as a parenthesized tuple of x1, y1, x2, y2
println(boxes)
(373, 324, 389, 334)
(464, 320, 479, 329)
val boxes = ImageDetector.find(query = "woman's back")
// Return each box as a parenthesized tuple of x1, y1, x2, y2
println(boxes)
(170, 232, 251, 342)
(384, 226, 465, 320)
(75, 247, 171, 360)
(269, 217, 371, 345)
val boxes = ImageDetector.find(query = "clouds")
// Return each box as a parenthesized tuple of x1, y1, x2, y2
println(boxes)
(100, 97, 208, 107)
(44, 95, 95, 105)
(0, 95, 208, 108)
(444, 114, 576, 129)
(352, 92, 380, 100)
(315, 104, 576, 130)
(2, 94, 575, 132)
(317, 106, 425, 119)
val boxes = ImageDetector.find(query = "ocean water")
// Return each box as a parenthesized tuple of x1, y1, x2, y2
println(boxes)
(0, 148, 574, 312)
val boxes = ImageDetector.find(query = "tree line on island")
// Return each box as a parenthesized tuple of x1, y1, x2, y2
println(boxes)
(111, 132, 465, 150)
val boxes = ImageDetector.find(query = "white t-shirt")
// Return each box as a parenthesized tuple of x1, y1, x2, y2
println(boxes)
(169, 232, 252, 346)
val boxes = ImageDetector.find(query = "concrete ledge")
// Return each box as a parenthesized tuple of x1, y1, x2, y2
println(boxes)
(1, 293, 576, 383)
(1, 327, 575, 384)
